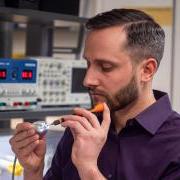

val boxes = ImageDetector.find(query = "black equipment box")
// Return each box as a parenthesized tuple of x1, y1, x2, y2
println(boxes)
(4, 0, 80, 15)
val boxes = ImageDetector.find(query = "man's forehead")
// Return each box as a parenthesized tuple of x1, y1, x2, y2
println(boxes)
(86, 25, 126, 38)
(85, 26, 127, 50)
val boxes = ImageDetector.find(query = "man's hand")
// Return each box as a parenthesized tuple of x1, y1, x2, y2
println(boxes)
(61, 103, 110, 179)
(9, 122, 46, 179)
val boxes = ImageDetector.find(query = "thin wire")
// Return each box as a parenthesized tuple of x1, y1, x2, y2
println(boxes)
(12, 156, 17, 180)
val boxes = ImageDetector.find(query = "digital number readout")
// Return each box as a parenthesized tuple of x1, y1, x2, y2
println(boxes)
(22, 70, 33, 79)
(0, 69, 6, 79)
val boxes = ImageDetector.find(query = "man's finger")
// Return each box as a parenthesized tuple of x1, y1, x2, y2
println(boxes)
(101, 103, 111, 132)
(61, 120, 86, 135)
(15, 122, 33, 135)
(73, 108, 100, 128)
(15, 134, 39, 149)
(14, 128, 36, 142)
(62, 115, 93, 131)
(20, 140, 40, 156)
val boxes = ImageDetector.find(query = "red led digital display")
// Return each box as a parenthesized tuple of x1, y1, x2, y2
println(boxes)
(22, 70, 33, 79)
(0, 69, 6, 79)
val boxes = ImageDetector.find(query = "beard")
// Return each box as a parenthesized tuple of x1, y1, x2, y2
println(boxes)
(90, 74, 139, 112)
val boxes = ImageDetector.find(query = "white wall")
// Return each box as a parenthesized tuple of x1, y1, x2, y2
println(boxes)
(101, 0, 172, 11)
(153, 26, 172, 96)
(81, 0, 172, 15)
(172, 0, 180, 112)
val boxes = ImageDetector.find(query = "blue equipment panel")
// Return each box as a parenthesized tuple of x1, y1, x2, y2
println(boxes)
(0, 58, 37, 83)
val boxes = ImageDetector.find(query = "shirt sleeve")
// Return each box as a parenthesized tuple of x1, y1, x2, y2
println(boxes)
(43, 129, 74, 180)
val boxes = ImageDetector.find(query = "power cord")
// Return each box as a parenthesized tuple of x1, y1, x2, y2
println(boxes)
(12, 156, 17, 180)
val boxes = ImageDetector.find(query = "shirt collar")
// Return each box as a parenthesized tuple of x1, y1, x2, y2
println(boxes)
(135, 90, 173, 135)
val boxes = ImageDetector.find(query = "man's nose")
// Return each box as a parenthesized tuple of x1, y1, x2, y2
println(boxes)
(83, 68, 99, 88)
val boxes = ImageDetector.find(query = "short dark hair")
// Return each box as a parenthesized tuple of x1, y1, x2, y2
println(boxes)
(85, 9, 165, 67)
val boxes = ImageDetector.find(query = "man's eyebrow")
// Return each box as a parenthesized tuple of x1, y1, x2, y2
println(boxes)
(83, 57, 116, 64)
(95, 59, 115, 64)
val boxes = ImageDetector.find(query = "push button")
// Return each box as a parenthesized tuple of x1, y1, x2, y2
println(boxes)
(0, 102, 6, 106)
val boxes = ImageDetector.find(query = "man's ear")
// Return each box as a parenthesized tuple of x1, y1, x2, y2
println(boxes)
(140, 58, 158, 82)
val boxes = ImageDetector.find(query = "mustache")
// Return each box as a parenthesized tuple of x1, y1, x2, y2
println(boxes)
(88, 89, 106, 96)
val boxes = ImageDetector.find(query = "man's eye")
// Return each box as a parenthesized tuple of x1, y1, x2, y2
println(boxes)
(101, 64, 113, 72)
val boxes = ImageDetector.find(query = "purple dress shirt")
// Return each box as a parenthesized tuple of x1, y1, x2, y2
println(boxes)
(44, 90, 180, 180)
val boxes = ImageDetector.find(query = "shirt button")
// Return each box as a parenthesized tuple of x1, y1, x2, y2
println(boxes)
(107, 174, 112, 179)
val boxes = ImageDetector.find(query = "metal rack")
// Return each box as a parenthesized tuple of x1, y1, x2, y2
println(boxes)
(0, 6, 87, 57)
(0, 6, 87, 24)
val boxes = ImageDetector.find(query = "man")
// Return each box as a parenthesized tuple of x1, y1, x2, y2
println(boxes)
(10, 9, 180, 180)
